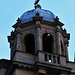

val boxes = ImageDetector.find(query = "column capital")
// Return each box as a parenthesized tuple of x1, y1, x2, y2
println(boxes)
(56, 26, 61, 33)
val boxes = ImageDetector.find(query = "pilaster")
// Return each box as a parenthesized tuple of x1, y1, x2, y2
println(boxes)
(15, 26, 22, 51)
(56, 26, 62, 55)
(34, 17, 43, 53)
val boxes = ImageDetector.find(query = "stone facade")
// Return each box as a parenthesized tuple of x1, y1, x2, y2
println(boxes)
(0, 4, 75, 75)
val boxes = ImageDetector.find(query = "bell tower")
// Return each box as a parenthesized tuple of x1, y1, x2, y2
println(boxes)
(7, 1, 75, 75)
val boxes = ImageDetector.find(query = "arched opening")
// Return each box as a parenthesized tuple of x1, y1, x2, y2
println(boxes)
(24, 34, 35, 54)
(61, 41, 64, 55)
(42, 33, 53, 53)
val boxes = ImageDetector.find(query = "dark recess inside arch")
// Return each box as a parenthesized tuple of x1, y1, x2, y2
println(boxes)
(43, 33, 53, 53)
(24, 34, 35, 54)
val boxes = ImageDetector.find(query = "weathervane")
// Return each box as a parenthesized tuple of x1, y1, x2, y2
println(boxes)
(34, 0, 40, 5)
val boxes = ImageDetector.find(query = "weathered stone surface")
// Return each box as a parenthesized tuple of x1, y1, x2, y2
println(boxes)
(13, 69, 36, 75)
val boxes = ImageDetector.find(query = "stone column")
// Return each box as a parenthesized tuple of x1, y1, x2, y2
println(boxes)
(56, 26, 62, 55)
(53, 39, 56, 54)
(35, 21, 42, 53)
(10, 40, 14, 58)
(16, 27, 22, 51)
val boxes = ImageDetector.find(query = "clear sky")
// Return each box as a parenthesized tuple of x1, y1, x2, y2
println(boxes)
(0, 0, 75, 62)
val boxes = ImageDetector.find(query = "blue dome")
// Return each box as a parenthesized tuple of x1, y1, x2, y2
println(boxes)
(20, 8, 56, 24)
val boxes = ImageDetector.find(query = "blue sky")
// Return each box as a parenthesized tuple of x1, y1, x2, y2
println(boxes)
(0, 0, 75, 62)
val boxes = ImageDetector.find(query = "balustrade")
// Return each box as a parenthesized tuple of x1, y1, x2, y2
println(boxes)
(45, 53, 60, 64)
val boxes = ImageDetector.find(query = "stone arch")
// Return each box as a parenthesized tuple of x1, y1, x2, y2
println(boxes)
(41, 29, 55, 39)
(61, 41, 63, 55)
(42, 33, 54, 53)
(24, 34, 35, 54)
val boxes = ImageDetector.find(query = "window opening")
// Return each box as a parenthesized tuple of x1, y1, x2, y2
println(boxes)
(43, 33, 53, 53)
(25, 34, 35, 54)
(61, 41, 64, 55)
